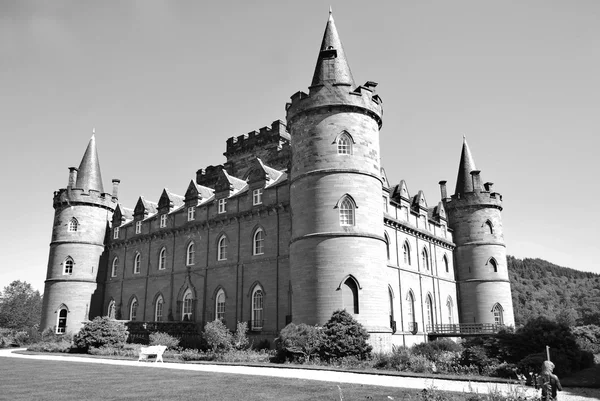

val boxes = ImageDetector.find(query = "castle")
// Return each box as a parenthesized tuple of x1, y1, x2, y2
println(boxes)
(40, 12, 515, 350)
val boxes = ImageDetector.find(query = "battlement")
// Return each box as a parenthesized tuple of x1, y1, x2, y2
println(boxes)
(444, 191, 503, 210)
(224, 120, 289, 157)
(53, 187, 117, 210)
(196, 164, 225, 188)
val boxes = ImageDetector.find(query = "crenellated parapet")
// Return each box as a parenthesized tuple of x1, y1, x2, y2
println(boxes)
(224, 120, 289, 157)
(53, 187, 117, 211)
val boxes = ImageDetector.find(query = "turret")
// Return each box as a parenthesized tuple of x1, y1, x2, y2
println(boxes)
(286, 11, 391, 351)
(442, 137, 515, 327)
(40, 134, 117, 334)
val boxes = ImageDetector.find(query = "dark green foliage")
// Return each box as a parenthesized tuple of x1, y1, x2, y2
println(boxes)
(0, 281, 42, 331)
(149, 332, 179, 350)
(508, 256, 600, 326)
(412, 338, 462, 360)
(571, 324, 600, 354)
(73, 317, 129, 352)
(203, 319, 232, 352)
(319, 309, 372, 361)
(276, 323, 324, 362)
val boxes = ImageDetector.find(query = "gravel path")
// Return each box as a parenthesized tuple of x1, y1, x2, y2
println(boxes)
(1, 349, 598, 400)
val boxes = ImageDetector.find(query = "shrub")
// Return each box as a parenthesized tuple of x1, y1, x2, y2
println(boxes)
(88, 343, 141, 357)
(179, 348, 213, 361)
(412, 339, 462, 361)
(203, 320, 232, 353)
(460, 344, 497, 373)
(232, 321, 249, 350)
(72, 317, 129, 352)
(276, 323, 324, 362)
(27, 339, 72, 353)
(319, 310, 372, 361)
(217, 349, 273, 363)
(149, 332, 180, 350)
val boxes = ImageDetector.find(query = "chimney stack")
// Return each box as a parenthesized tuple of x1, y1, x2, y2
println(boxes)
(484, 182, 494, 192)
(470, 170, 482, 192)
(439, 180, 448, 199)
(68, 167, 78, 189)
(112, 179, 120, 199)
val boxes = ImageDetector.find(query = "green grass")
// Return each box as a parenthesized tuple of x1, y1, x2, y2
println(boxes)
(1, 358, 474, 401)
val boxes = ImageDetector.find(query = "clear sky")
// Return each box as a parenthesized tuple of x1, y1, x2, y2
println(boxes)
(1, 1, 599, 293)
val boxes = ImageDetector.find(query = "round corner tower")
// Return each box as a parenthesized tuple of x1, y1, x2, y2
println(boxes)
(442, 138, 515, 327)
(286, 11, 391, 349)
(40, 135, 117, 334)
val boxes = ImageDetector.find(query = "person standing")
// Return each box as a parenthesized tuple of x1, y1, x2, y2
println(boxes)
(539, 360, 562, 401)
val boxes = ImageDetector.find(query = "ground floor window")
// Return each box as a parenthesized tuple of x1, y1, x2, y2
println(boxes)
(56, 308, 67, 334)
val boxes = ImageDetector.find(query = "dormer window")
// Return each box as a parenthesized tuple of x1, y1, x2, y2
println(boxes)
(160, 214, 167, 228)
(187, 206, 195, 221)
(113, 227, 119, 240)
(218, 198, 227, 214)
(135, 221, 142, 234)
(253, 189, 263, 206)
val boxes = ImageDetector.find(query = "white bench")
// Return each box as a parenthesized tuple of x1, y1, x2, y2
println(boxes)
(138, 345, 167, 363)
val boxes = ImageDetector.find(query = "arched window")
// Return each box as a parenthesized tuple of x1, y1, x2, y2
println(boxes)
(337, 132, 352, 154)
(489, 258, 498, 272)
(384, 232, 390, 261)
(407, 291, 416, 332)
(253, 228, 264, 255)
(446, 297, 454, 324)
(182, 289, 193, 321)
(443, 255, 449, 273)
(111, 257, 118, 278)
(158, 248, 166, 270)
(425, 294, 434, 331)
(492, 303, 504, 325)
(107, 300, 116, 319)
(68, 218, 78, 232)
(421, 248, 429, 271)
(388, 288, 395, 332)
(56, 307, 68, 334)
(217, 235, 228, 261)
(130, 298, 138, 321)
(63, 258, 74, 275)
(251, 285, 264, 330)
(216, 289, 226, 321)
(186, 242, 195, 266)
(485, 220, 494, 234)
(403, 242, 411, 265)
(133, 252, 141, 274)
(155, 295, 164, 321)
(338, 196, 355, 226)
(342, 277, 359, 314)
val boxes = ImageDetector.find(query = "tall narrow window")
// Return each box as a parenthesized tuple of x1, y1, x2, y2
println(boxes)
(443, 255, 449, 273)
(383, 196, 388, 213)
(342, 277, 359, 314)
(403, 242, 411, 265)
(133, 252, 141, 274)
(337, 133, 352, 154)
(216, 289, 225, 321)
(113, 227, 119, 239)
(218, 235, 228, 261)
(107, 300, 116, 319)
(187, 206, 195, 221)
(407, 291, 416, 332)
(111, 257, 118, 278)
(447, 297, 454, 324)
(388, 288, 395, 331)
(155, 295, 163, 321)
(158, 248, 166, 270)
(56, 307, 68, 334)
(130, 298, 138, 321)
(252, 189, 263, 205)
(251, 285, 264, 330)
(425, 295, 434, 331)
(339, 197, 355, 226)
(182, 289, 193, 321)
(186, 242, 195, 266)
(63, 258, 74, 275)
(421, 248, 429, 271)
(384, 233, 390, 261)
(485, 220, 494, 234)
(218, 198, 227, 214)
(492, 303, 504, 325)
(135, 220, 142, 234)
(68, 218, 78, 232)
(489, 258, 498, 272)
(253, 228, 264, 255)
(160, 214, 167, 228)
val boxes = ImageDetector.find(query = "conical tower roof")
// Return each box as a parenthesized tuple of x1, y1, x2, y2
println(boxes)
(454, 136, 477, 196)
(76, 134, 104, 193)
(310, 9, 355, 88)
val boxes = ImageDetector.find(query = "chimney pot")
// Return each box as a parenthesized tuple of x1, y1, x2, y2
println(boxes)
(68, 167, 78, 189)
(112, 179, 120, 199)
(439, 180, 448, 199)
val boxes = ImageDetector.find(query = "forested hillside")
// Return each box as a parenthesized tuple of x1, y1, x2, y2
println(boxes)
(508, 256, 600, 326)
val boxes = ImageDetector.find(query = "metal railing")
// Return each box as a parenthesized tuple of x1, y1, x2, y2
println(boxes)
(426, 323, 504, 335)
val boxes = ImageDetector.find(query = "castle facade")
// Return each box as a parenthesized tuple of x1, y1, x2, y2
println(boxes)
(40, 12, 515, 350)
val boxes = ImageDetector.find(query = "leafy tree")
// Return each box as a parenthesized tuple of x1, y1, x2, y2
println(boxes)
(73, 316, 129, 352)
(0, 281, 42, 330)
(232, 321, 249, 350)
(276, 323, 324, 362)
(319, 309, 372, 361)
(203, 319, 232, 353)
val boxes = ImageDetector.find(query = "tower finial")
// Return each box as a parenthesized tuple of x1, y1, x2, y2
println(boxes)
(454, 136, 478, 196)
(76, 135, 104, 193)
(329, 6, 333, 18)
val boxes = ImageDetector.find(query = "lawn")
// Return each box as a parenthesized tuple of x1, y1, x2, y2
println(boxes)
(1, 358, 468, 401)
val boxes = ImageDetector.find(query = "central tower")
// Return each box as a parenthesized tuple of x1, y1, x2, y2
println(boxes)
(286, 11, 390, 348)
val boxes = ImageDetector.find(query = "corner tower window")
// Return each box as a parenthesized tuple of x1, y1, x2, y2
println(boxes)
(68, 218, 78, 232)
(485, 220, 494, 234)
(492, 303, 504, 325)
(338, 196, 355, 226)
(63, 258, 74, 275)
(342, 277, 359, 314)
(337, 132, 352, 154)
(489, 258, 498, 272)
(56, 307, 68, 334)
